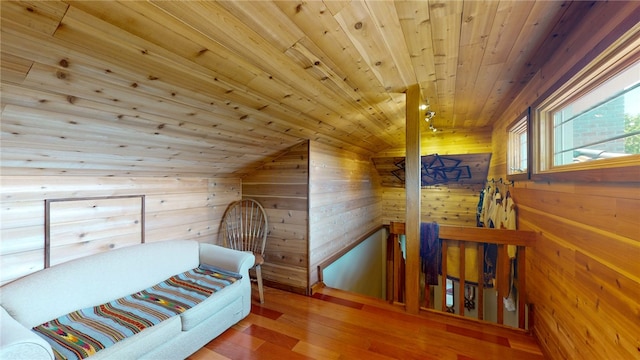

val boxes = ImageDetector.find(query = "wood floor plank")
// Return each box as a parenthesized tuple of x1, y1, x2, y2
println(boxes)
(242, 324, 299, 350)
(445, 324, 510, 346)
(189, 286, 545, 360)
(320, 286, 532, 340)
(186, 347, 230, 360)
(243, 311, 394, 359)
(207, 327, 264, 352)
(249, 305, 283, 320)
(252, 341, 313, 360)
(291, 340, 341, 360)
(368, 338, 454, 360)
(202, 339, 253, 360)
(310, 292, 365, 309)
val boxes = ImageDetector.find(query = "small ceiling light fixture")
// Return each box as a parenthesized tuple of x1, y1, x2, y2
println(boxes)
(424, 110, 437, 132)
(422, 100, 437, 132)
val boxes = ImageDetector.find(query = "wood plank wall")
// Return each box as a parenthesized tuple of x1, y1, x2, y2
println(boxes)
(241, 141, 310, 294)
(0, 176, 240, 285)
(377, 127, 491, 226)
(381, 186, 483, 227)
(308, 141, 382, 288)
(47, 196, 144, 267)
(488, 2, 640, 359)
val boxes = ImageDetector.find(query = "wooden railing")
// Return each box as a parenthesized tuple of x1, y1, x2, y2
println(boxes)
(386, 222, 537, 329)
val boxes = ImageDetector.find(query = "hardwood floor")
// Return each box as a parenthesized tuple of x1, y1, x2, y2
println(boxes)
(188, 286, 545, 360)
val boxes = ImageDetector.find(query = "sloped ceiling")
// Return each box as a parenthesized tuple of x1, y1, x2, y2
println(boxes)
(0, 1, 596, 177)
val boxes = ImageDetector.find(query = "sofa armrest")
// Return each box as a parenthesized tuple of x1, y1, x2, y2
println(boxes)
(0, 306, 54, 360)
(199, 243, 255, 275)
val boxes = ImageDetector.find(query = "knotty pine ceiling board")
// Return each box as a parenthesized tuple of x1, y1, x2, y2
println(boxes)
(0, 1, 69, 36)
(452, 0, 498, 128)
(0, 0, 589, 177)
(273, 1, 407, 137)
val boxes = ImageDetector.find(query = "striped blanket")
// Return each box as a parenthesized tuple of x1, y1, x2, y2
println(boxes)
(32, 265, 241, 360)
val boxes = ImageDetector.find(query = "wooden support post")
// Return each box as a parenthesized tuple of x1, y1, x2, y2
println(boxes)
(393, 234, 403, 303)
(386, 232, 394, 302)
(477, 243, 485, 320)
(497, 244, 508, 325)
(518, 247, 527, 329)
(425, 286, 434, 309)
(389, 222, 406, 304)
(458, 242, 466, 316)
(441, 240, 448, 312)
(405, 84, 421, 314)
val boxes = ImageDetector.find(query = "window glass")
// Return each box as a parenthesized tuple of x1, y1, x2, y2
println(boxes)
(551, 61, 640, 166)
(507, 110, 529, 180)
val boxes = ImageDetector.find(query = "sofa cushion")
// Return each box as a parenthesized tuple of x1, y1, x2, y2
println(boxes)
(87, 315, 181, 360)
(179, 280, 243, 331)
(32, 265, 241, 360)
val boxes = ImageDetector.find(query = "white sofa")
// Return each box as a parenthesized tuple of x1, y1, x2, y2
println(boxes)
(0, 240, 254, 360)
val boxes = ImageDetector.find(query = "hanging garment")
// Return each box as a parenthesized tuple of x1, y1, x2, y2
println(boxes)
(498, 191, 518, 311)
(500, 195, 518, 259)
(476, 188, 486, 227)
(483, 243, 498, 288)
(491, 190, 504, 229)
(446, 241, 481, 285)
(503, 258, 517, 312)
(480, 185, 493, 227)
(486, 188, 502, 228)
(420, 222, 440, 286)
(501, 194, 517, 229)
(446, 242, 497, 288)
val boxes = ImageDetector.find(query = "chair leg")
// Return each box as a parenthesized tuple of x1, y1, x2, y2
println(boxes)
(255, 264, 264, 303)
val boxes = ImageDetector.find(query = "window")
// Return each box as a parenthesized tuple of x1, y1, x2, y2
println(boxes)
(548, 62, 639, 166)
(507, 109, 530, 180)
(533, 29, 640, 181)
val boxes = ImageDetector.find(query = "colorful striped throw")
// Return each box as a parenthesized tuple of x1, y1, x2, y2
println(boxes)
(32, 265, 241, 360)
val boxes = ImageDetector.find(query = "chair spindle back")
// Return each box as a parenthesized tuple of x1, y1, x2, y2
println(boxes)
(222, 199, 267, 256)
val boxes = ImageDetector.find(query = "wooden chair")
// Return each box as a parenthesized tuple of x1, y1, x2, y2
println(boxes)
(221, 198, 268, 303)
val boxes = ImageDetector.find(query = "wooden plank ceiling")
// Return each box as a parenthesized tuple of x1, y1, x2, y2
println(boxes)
(0, 1, 586, 177)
